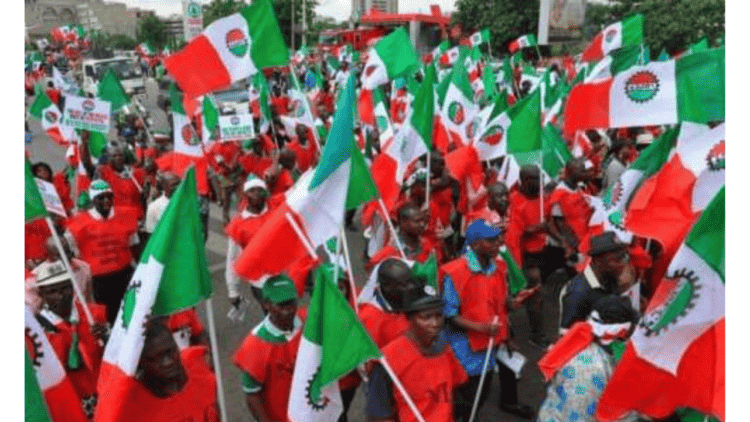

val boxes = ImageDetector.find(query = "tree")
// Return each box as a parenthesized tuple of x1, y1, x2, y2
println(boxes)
(107, 34, 138, 50)
(136, 14, 169, 50)
(585, 0, 725, 56)
(202, 0, 244, 27)
(271, 0, 318, 50)
(451, 0, 539, 56)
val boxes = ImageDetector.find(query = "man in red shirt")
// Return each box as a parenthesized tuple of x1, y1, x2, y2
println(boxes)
(95, 316, 218, 422)
(81, 135, 146, 221)
(358, 258, 417, 348)
(233, 275, 306, 422)
(367, 203, 444, 273)
(270, 85, 291, 116)
(464, 182, 510, 234)
(285, 124, 318, 173)
(366, 285, 468, 422)
(225, 175, 275, 319)
(238, 138, 274, 179)
(33, 261, 108, 420)
(504, 165, 552, 348)
(265, 148, 297, 196)
(65, 180, 139, 324)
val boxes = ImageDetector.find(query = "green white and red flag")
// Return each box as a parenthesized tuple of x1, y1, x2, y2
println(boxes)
(581, 14, 643, 62)
(361, 28, 419, 90)
(136, 42, 155, 57)
(596, 187, 724, 422)
(508, 34, 537, 54)
(563, 47, 725, 138)
(441, 61, 478, 147)
(28, 92, 75, 146)
(165, 0, 288, 99)
(288, 265, 381, 421)
(473, 88, 542, 163)
(234, 75, 378, 284)
(169, 83, 204, 157)
(95, 168, 213, 422)
(438, 46, 461, 67)
(622, 123, 724, 283)
(468, 29, 491, 47)
(292, 45, 309, 65)
(25, 306, 88, 422)
(426, 40, 449, 64)
(372, 87, 395, 146)
(201, 95, 220, 143)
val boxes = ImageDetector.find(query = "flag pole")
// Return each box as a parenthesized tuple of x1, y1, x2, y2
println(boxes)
(44, 217, 95, 325)
(379, 356, 428, 422)
(539, 160, 545, 224)
(204, 298, 228, 422)
(468, 315, 499, 422)
(424, 153, 432, 211)
(377, 198, 407, 259)
(284, 211, 318, 258)
(339, 225, 359, 313)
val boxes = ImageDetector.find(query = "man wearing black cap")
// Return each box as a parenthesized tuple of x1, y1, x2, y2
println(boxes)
(559, 231, 631, 332)
(366, 285, 468, 422)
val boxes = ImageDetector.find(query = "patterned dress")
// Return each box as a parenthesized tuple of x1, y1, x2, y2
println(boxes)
(537, 344, 638, 422)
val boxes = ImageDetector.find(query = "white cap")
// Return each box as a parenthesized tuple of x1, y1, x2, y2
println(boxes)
(88, 179, 113, 200)
(243, 175, 268, 193)
(32, 260, 72, 287)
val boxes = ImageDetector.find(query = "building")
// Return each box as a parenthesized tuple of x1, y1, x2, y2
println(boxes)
(359, 5, 450, 55)
(25, 0, 142, 39)
(351, 0, 398, 20)
(162, 14, 185, 41)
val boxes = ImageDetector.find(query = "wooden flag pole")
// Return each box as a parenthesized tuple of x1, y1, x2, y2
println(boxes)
(468, 316, 499, 422)
(204, 298, 228, 422)
(284, 211, 318, 259)
(380, 356, 427, 422)
(377, 198, 407, 259)
(44, 217, 95, 325)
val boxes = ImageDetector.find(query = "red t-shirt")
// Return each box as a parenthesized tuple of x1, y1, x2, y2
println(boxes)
(441, 256, 509, 351)
(548, 185, 594, 248)
(366, 237, 444, 274)
(269, 168, 295, 195)
(382, 335, 468, 422)
(98, 165, 146, 220)
(238, 153, 273, 179)
(505, 190, 552, 264)
(95, 346, 218, 422)
(25, 219, 52, 262)
(359, 302, 410, 348)
(66, 208, 138, 276)
(271, 96, 290, 116)
(233, 318, 305, 422)
(285, 136, 316, 173)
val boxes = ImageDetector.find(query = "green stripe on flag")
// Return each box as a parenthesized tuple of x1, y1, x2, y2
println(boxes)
(25, 160, 47, 222)
(145, 168, 213, 315)
(411, 64, 436, 149)
(500, 247, 528, 295)
(506, 88, 542, 155)
(25, 349, 52, 422)
(305, 265, 381, 402)
(541, 123, 572, 179)
(28, 93, 53, 120)
(685, 187, 724, 282)
(97, 69, 130, 111)
(203, 96, 220, 138)
(676, 47, 725, 124)
(240, 0, 289, 68)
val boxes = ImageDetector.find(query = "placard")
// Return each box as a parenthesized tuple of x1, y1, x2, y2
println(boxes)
(62, 95, 111, 134)
(220, 114, 255, 142)
(35, 178, 67, 217)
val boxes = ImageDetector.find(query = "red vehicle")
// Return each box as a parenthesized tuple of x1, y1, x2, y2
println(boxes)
(317, 26, 390, 54)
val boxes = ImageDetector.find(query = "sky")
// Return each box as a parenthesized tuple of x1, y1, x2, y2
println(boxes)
(111, 0, 457, 22)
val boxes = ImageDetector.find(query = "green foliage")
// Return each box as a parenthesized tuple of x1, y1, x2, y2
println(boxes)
(585, 0, 725, 55)
(107, 34, 138, 50)
(202, 0, 245, 27)
(451, 0, 539, 56)
(271, 0, 318, 50)
(136, 14, 169, 50)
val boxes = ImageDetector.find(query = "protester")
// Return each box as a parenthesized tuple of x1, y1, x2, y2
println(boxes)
(233, 275, 305, 422)
(65, 180, 139, 324)
(366, 284, 469, 422)
(359, 258, 416, 348)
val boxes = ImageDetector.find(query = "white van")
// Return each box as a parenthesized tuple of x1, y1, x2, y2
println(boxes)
(82, 57, 146, 100)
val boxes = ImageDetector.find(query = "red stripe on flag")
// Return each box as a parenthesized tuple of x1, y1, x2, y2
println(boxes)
(581, 32, 605, 62)
(164, 35, 233, 99)
(562, 79, 612, 138)
(370, 153, 400, 213)
(45, 378, 89, 422)
(508, 40, 521, 54)
(358, 89, 375, 126)
(596, 320, 724, 421)
(234, 202, 311, 283)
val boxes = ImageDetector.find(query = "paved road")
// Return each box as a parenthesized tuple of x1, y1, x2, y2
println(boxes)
(25, 82, 566, 421)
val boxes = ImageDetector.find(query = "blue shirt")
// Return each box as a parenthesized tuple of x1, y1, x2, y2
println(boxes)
(443, 249, 499, 376)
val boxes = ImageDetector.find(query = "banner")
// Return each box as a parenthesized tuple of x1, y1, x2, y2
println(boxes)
(35, 178, 67, 217)
(219, 114, 255, 142)
(62, 95, 111, 134)
(183, 0, 204, 42)
(548, 0, 585, 41)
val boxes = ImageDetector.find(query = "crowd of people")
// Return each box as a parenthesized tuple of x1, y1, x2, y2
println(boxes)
(24, 24, 717, 422)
